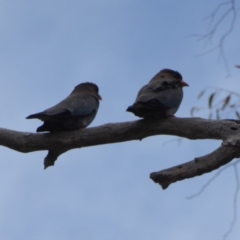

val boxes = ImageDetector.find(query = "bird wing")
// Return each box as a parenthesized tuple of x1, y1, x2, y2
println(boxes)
(45, 93, 99, 117)
(135, 81, 183, 109)
(26, 94, 99, 120)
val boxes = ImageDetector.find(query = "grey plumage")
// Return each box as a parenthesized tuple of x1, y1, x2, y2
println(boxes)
(126, 69, 189, 118)
(26, 82, 102, 132)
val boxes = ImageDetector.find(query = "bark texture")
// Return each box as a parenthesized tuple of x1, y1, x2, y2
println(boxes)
(1, 118, 240, 189)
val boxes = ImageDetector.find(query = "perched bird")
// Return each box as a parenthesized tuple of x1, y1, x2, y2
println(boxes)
(126, 69, 189, 118)
(26, 82, 102, 132)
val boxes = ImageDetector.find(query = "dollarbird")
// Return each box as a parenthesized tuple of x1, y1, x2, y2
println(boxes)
(126, 69, 189, 118)
(26, 82, 102, 132)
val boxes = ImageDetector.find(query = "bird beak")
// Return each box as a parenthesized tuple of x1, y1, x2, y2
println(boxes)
(181, 80, 189, 87)
(98, 94, 102, 100)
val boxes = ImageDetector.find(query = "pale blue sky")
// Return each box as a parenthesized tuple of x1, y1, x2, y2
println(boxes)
(1, 0, 240, 239)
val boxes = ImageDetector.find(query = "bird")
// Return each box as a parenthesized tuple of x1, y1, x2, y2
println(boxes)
(126, 69, 189, 119)
(26, 82, 102, 132)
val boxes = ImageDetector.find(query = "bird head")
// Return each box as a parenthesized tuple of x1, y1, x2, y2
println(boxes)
(151, 69, 189, 88)
(73, 82, 102, 100)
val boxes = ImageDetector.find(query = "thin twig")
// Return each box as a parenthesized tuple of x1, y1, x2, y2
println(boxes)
(193, 0, 237, 75)
(186, 160, 240, 199)
(223, 161, 240, 240)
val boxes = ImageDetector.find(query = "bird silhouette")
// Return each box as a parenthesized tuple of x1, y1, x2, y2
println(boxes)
(26, 82, 102, 132)
(126, 69, 188, 118)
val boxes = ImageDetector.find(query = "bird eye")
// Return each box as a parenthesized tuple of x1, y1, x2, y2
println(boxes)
(160, 75, 164, 78)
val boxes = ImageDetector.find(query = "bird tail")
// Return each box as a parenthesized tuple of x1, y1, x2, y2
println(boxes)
(36, 124, 49, 132)
(26, 113, 41, 119)
(126, 105, 135, 113)
(126, 102, 166, 118)
(26, 112, 45, 119)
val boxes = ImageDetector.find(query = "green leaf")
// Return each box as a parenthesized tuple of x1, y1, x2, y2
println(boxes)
(190, 107, 199, 117)
(221, 95, 231, 110)
(208, 93, 215, 109)
(197, 89, 205, 99)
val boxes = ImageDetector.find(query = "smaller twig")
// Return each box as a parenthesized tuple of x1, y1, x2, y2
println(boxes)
(193, 0, 237, 75)
(192, 86, 240, 119)
(223, 162, 240, 240)
(207, 87, 240, 98)
(186, 162, 234, 199)
(44, 149, 69, 169)
(162, 138, 183, 147)
(204, 2, 231, 29)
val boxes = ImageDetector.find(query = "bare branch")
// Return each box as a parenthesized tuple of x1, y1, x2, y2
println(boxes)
(44, 149, 69, 169)
(1, 118, 240, 152)
(150, 145, 240, 189)
(1, 118, 240, 187)
(193, 0, 237, 75)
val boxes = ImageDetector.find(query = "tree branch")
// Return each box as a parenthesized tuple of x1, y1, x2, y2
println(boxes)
(1, 118, 240, 187)
(150, 144, 240, 189)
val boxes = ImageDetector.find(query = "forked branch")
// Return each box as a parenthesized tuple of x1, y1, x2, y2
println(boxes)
(1, 117, 240, 188)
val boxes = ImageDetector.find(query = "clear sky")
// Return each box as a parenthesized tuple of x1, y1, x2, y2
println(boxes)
(1, 0, 240, 239)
